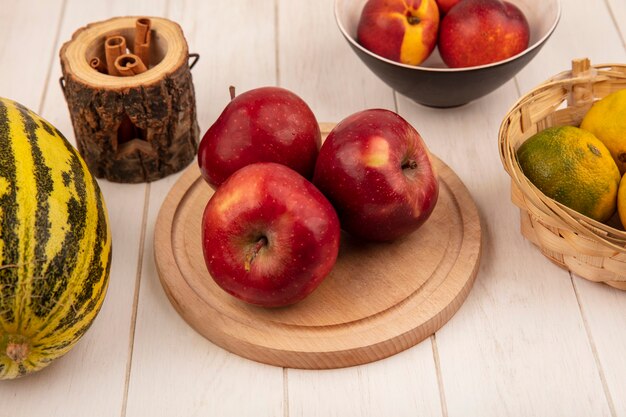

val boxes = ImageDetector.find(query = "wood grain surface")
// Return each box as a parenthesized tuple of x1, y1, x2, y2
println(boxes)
(154, 144, 482, 369)
(1, 0, 625, 415)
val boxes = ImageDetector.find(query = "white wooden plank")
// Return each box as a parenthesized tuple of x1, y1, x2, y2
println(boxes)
(397, 77, 612, 415)
(516, 0, 626, 93)
(277, 0, 395, 122)
(278, 0, 443, 416)
(0, 0, 63, 110)
(124, 2, 284, 416)
(0, 1, 166, 416)
(288, 342, 443, 417)
(573, 278, 626, 416)
(167, 0, 278, 128)
(606, 0, 626, 48)
(2, 0, 624, 416)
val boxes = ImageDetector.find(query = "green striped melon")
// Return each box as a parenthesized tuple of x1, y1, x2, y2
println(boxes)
(0, 98, 111, 379)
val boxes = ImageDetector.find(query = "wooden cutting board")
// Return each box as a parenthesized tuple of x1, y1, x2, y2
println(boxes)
(154, 125, 482, 369)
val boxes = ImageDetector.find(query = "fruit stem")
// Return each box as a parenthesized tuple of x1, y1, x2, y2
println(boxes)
(229, 85, 236, 100)
(5, 337, 30, 363)
(402, 159, 418, 170)
(406, 14, 420, 25)
(244, 236, 268, 272)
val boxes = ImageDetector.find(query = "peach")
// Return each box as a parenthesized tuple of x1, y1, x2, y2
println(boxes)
(357, 0, 440, 66)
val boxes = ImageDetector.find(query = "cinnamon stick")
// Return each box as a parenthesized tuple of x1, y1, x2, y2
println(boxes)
(89, 57, 107, 73)
(114, 53, 148, 76)
(134, 18, 152, 68)
(105, 35, 127, 76)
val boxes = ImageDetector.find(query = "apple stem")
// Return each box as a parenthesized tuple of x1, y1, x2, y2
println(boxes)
(244, 236, 268, 272)
(229, 85, 236, 100)
(402, 159, 418, 170)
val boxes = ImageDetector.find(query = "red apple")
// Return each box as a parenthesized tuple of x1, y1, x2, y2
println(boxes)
(313, 109, 438, 242)
(201, 162, 340, 307)
(357, 0, 440, 66)
(438, 0, 530, 68)
(197, 87, 321, 188)
(435, 0, 462, 15)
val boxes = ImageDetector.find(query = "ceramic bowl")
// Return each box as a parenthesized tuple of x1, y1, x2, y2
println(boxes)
(334, 0, 561, 107)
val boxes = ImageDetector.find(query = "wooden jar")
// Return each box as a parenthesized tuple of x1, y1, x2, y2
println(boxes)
(60, 16, 199, 183)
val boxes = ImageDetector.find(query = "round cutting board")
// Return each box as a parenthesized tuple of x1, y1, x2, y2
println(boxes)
(154, 125, 482, 369)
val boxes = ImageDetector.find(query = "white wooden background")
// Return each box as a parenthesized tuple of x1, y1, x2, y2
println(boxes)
(0, 0, 625, 416)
